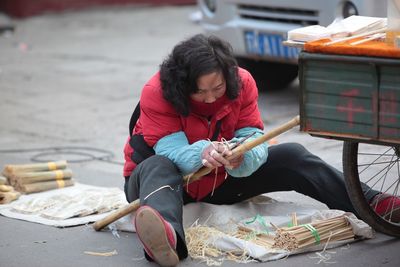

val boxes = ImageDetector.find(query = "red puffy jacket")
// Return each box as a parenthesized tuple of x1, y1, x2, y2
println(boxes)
(123, 68, 264, 200)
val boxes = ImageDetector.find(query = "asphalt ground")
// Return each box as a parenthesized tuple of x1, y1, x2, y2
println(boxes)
(0, 5, 400, 267)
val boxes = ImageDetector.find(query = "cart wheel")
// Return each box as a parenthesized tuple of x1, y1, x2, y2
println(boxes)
(343, 141, 400, 237)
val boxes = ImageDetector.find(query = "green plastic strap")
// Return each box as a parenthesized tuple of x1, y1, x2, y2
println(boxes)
(303, 224, 320, 245)
(245, 214, 268, 228)
(244, 214, 269, 235)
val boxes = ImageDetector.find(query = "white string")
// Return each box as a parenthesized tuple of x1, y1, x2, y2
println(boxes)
(143, 185, 174, 201)
(205, 137, 231, 197)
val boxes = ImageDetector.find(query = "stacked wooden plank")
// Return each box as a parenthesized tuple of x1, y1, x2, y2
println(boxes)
(2, 160, 74, 194)
(0, 175, 20, 204)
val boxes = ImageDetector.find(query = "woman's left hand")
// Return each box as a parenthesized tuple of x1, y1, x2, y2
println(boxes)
(201, 142, 232, 168)
(226, 154, 244, 169)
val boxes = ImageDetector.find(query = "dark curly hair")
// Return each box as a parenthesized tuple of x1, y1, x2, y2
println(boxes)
(160, 34, 241, 116)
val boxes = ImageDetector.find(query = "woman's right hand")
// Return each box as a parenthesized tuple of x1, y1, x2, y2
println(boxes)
(201, 142, 232, 169)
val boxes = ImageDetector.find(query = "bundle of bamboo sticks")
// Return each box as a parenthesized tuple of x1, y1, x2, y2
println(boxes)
(237, 215, 355, 252)
(0, 176, 20, 204)
(2, 160, 74, 194)
(271, 216, 354, 251)
(183, 214, 358, 265)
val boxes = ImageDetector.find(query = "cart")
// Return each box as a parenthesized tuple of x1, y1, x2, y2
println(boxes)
(298, 51, 400, 237)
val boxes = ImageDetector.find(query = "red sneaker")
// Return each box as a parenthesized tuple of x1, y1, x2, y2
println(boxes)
(135, 205, 179, 267)
(370, 193, 400, 223)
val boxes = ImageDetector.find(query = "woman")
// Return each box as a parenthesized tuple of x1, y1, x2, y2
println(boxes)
(123, 34, 400, 267)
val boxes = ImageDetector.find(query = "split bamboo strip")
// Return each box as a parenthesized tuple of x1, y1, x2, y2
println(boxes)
(8, 169, 73, 185)
(18, 179, 74, 194)
(2, 160, 67, 177)
(84, 250, 118, 257)
(324, 27, 387, 45)
(235, 225, 275, 248)
(350, 32, 386, 45)
(291, 212, 298, 226)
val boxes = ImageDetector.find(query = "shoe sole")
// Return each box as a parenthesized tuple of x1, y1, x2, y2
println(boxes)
(371, 194, 400, 223)
(136, 207, 179, 267)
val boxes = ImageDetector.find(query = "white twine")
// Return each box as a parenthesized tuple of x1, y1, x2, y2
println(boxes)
(144, 185, 174, 201)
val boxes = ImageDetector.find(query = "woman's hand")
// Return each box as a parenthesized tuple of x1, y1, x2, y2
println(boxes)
(201, 142, 232, 168)
(227, 154, 244, 169)
(201, 142, 243, 169)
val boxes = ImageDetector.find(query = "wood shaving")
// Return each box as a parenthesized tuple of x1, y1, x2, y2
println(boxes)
(185, 221, 254, 266)
(84, 250, 117, 257)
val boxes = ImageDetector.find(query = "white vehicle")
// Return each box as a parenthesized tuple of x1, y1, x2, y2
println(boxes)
(197, 0, 387, 89)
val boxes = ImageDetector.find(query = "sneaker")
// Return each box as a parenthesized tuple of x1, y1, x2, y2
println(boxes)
(135, 205, 179, 267)
(370, 193, 400, 223)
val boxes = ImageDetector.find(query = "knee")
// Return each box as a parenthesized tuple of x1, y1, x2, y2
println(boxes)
(134, 155, 182, 186)
(136, 155, 178, 174)
(137, 155, 176, 168)
(269, 142, 313, 166)
(277, 142, 308, 157)
(288, 142, 309, 155)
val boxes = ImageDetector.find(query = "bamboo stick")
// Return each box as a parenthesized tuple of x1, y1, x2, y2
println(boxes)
(324, 27, 386, 45)
(350, 32, 385, 45)
(92, 115, 301, 231)
(18, 179, 74, 194)
(291, 212, 298, 226)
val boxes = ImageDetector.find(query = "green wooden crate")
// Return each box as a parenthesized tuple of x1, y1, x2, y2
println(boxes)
(299, 52, 400, 145)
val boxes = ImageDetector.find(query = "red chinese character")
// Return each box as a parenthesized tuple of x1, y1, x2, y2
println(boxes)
(337, 89, 365, 127)
(380, 91, 398, 125)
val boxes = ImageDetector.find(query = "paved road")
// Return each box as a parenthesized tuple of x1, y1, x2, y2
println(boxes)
(0, 5, 399, 267)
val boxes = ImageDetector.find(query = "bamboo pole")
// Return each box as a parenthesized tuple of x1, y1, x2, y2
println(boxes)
(93, 115, 300, 231)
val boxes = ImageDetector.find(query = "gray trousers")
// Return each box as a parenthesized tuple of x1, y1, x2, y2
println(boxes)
(125, 155, 189, 259)
(125, 142, 378, 259)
